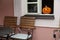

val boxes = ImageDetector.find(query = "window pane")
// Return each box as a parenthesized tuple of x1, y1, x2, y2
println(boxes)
(42, 0, 54, 14)
(28, 0, 37, 2)
(28, 4, 37, 13)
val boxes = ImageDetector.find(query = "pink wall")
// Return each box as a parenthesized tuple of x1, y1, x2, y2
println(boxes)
(0, 0, 14, 25)
(32, 27, 60, 40)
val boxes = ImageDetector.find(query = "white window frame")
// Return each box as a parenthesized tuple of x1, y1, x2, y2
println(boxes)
(26, 0, 42, 15)
(26, 0, 54, 16)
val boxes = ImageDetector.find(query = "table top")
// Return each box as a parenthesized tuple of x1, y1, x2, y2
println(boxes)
(0, 25, 13, 36)
(11, 33, 32, 39)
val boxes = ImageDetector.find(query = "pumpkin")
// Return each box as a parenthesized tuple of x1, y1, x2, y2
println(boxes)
(42, 6, 51, 14)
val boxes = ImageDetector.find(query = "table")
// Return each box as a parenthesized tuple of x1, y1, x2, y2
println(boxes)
(0, 25, 14, 40)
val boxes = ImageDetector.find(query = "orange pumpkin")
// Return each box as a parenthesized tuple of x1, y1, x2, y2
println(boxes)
(42, 6, 51, 14)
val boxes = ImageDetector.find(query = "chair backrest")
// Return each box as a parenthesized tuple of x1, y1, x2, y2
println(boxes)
(20, 16, 35, 29)
(4, 16, 17, 28)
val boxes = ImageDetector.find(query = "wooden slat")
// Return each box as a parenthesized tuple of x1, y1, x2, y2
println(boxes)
(4, 16, 17, 27)
(19, 16, 35, 29)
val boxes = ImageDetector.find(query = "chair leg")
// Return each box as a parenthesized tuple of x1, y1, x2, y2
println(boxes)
(12, 39, 15, 40)
(0, 38, 2, 40)
(6, 38, 9, 40)
(6, 34, 10, 40)
(0, 39, 2, 40)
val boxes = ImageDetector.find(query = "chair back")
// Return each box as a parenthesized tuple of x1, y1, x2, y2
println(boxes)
(4, 16, 17, 28)
(20, 16, 35, 29)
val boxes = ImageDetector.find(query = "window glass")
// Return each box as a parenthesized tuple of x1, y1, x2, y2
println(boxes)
(28, 0, 37, 2)
(28, 4, 37, 13)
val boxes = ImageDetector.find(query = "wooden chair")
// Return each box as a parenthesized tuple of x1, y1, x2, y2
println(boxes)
(2, 16, 17, 40)
(11, 16, 35, 40)
(4, 16, 17, 28)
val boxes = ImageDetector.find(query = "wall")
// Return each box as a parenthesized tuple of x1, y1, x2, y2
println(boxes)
(14, 0, 22, 25)
(14, 0, 60, 27)
(32, 27, 60, 40)
(14, 0, 60, 40)
(0, 0, 14, 25)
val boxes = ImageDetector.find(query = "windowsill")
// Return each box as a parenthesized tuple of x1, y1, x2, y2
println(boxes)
(24, 15, 54, 19)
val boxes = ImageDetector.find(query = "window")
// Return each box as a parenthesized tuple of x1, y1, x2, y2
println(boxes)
(27, 0, 54, 15)
(25, 0, 54, 19)
(28, 4, 37, 13)
(27, 0, 40, 15)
